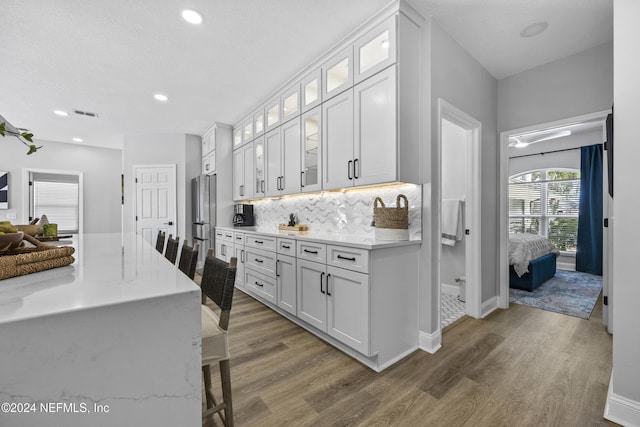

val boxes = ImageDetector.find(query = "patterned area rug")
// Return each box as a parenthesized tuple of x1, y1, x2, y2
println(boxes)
(509, 270, 603, 319)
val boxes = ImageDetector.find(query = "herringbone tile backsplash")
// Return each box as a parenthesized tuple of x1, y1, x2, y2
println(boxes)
(250, 184, 422, 239)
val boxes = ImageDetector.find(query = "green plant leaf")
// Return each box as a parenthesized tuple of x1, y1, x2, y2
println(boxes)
(0, 121, 5, 136)
(27, 144, 42, 155)
(21, 132, 34, 142)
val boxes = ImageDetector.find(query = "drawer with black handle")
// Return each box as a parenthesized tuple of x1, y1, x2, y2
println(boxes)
(277, 238, 296, 256)
(244, 268, 277, 304)
(245, 247, 277, 276)
(296, 241, 326, 263)
(245, 234, 276, 251)
(327, 245, 369, 274)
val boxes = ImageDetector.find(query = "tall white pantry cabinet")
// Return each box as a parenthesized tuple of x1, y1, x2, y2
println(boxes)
(231, 3, 422, 201)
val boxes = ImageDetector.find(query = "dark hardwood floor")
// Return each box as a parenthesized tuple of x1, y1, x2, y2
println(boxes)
(202, 289, 616, 426)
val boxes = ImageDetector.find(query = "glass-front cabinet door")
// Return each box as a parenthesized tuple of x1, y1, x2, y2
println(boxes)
(243, 118, 254, 144)
(301, 106, 322, 193)
(354, 16, 397, 84)
(265, 97, 280, 132)
(254, 107, 265, 138)
(254, 136, 265, 196)
(301, 68, 322, 112)
(322, 46, 353, 101)
(233, 125, 242, 149)
(280, 83, 300, 124)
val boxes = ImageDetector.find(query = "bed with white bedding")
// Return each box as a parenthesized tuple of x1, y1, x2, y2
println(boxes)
(509, 233, 560, 290)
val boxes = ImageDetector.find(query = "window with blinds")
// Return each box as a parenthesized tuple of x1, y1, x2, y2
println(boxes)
(509, 169, 580, 252)
(30, 172, 80, 234)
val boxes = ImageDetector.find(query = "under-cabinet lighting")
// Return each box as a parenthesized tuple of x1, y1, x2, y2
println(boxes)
(53, 110, 69, 117)
(154, 94, 169, 102)
(72, 137, 83, 143)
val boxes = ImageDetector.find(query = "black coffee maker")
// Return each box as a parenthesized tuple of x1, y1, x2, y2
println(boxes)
(233, 204, 254, 226)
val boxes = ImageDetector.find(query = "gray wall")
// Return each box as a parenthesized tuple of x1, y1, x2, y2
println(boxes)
(420, 18, 498, 333)
(610, 0, 640, 420)
(498, 42, 613, 132)
(122, 133, 201, 241)
(0, 138, 122, 233)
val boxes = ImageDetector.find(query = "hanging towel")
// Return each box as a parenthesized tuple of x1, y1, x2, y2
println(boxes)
(442, 199, 463, 246)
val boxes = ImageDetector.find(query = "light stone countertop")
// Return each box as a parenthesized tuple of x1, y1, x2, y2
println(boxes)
(217, 226, 421, 249)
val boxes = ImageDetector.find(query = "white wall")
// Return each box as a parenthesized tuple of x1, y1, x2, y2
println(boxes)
(0, 138, 122, 233)
(607, 0, 640, 424)
(122, 133, 201, 241)
(498, 42, 613, 133)
(424, 18, 498, 333)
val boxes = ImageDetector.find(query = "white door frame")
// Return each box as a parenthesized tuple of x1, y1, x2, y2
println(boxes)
(437, 99, 483, 322)
(498, 110, 611, 309)
(133, 164, 177, 244)
(22, 168, 84, 234)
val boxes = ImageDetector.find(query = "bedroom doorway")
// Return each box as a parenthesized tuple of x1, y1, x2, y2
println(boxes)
(498, 110, 612, 330)
(438, 99, 482, 329)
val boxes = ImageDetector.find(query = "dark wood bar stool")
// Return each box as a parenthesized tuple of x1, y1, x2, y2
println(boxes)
(155, 230, 166, 254)
(177, 240, 199, 280)
(164, 234, 179, 264)
(200, 249, 237, 426)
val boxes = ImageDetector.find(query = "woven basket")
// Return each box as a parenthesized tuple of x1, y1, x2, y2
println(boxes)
(373, 194, 409, 230)
(0, 234, 75, 280)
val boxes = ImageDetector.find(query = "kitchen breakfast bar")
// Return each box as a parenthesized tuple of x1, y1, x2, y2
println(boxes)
(0, 233, 201, 426)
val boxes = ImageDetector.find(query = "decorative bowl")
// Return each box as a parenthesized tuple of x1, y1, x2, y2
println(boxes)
(0, 231, 24, 251)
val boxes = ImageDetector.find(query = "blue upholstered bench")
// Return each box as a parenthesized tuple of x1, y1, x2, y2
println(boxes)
(509, 252, 557, 291)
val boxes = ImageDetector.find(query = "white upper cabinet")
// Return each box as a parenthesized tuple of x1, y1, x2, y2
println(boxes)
(265, 97, 281, 132)
(265, 119, 301, 197)
(254, 107, 265, 138)
(300, 106, 322, 193)
(322, 46, 353, 101)
(352, 65, 397, 186)
(322, 89, 354, 190)
(301, 68, 322, 113)
(233, 142, 254, 201)
(280, 83, 301, 124)
(354, 15, 397, 84)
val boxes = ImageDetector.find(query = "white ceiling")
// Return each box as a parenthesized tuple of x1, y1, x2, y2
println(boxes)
(0, 0, 612, 150)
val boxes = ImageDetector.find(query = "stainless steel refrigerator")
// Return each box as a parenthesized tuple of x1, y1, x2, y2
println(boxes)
(192, 174, 216, 270)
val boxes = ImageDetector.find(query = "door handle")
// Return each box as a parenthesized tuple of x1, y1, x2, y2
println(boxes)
(163, 221, 174, 226)
(320, 272, 325, 294)
(276, 260, 280, 277)
(326, 273, 332, 296)
(241, 249, 245, 263)
(354, 158, 359, 179)
(300, 171, 305, 188)
(348, 160, 353, 180)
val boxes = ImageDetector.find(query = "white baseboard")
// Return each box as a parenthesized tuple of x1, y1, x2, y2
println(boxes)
(481, 296, 499, 318)
(418, 329, 442, 354)
(442, 283, 460, 296)
(605, 374, 640, 427)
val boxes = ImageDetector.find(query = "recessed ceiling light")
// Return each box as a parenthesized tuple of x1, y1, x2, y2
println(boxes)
(72, 137, 83, 143)
(182, 9, 203, 25)
(53, 110, 69, 116)
(154, 94, 168, 102)
(520, 22, 549, 38)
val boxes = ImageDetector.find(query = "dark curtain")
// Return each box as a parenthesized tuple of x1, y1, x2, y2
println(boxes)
(576, 144, 603, 275)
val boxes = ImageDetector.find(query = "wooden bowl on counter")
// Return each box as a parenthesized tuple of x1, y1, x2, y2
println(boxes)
(0, 231, 24, 251)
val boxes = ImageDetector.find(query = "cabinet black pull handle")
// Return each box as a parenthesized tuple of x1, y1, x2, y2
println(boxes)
(304, 249, 318, 254)
(276, 260, 280, 277)
(320, 272, 325, 294)
(354, 158, 359, 179)
(326, 273, 332, 296)
(300, 171, 305, 188)
(348, 160, 353, 180)
(240, 184, 244, 196)
(255, 281, 264, 287)
(255, 240, 264, 244)
(225, 234, 232, 238)
(254, 258, 263, 263)
(282, 244, 290, 249)
(241, 250, 245, 263)
(281, 176, 285, 190)
(337, 255, 356, 262)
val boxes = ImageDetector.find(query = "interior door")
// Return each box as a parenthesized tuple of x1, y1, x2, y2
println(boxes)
(135, 165, 177, 247)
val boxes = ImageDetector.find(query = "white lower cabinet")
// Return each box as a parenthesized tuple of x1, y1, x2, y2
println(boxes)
(245, 268, 277, 305)
(276, 254, 297, 315)
(214, 230, 234, 263)
(233, 232, 245, 290)
(297, 259, 370, 355)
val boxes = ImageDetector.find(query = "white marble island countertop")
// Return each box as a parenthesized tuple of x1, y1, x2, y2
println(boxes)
(0, 232, 200, 325)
